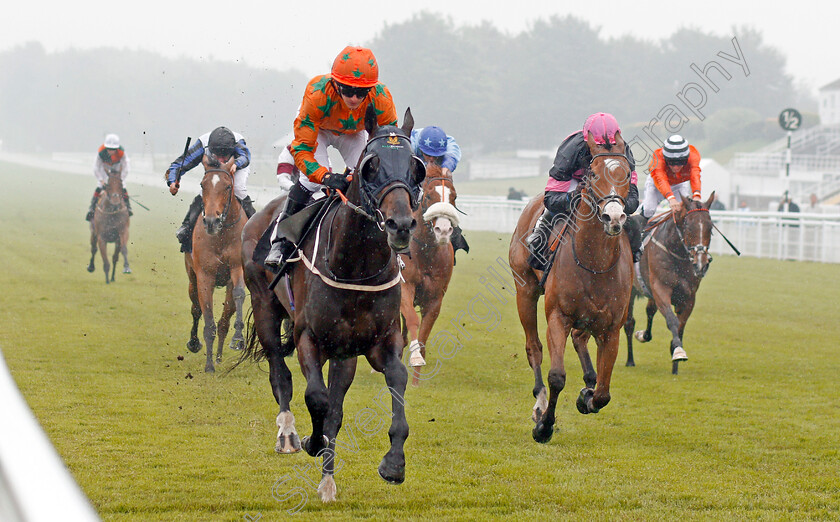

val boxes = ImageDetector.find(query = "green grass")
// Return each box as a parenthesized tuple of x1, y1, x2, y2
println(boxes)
(2, 160, 840, 521)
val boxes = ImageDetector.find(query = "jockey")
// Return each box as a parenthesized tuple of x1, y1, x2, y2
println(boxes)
(166, 126, 256, 252)
(86, 133, 131, 220)
(526, 113, 639, 270)
(264, 46, 398, 271)
(642, 134, 701, 220)
(409, 125, 470, 257)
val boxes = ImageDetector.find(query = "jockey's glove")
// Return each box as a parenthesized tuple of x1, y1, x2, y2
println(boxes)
(322, 172, 350, 192)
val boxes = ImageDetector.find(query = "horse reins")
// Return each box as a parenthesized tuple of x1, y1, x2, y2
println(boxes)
(202, 168, 242, 229)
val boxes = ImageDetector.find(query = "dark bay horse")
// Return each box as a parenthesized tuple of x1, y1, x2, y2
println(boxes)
(185, 156, 247, 373)
(624, 193, 715, 375)
(242, 108, 424, 502)
(509, 132, 633, 444)
(87, 164, 130, 283)
(399, 162, 458, 385)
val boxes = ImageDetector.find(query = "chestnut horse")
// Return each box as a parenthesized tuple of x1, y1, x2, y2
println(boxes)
(242, 108, 424, 502)
(87, 164, 131, 283)
(624, 193, 715, 375)
(185, 156, 247, 373)
(399, 162, 458, 384)
(509, 132, 633, 444)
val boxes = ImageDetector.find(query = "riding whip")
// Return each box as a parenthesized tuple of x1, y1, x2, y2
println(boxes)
(174, 137, 192, 188)
(712, 223, 741, 256)
(128, 195, 150, 211)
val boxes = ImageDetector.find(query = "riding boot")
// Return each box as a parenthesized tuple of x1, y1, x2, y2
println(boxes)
(450, 226, 470, 265)
(123, 190, 133, 216)
(526, 208, 560, 270)
(85, 187, 102, 221)
(238, 195, 256, 218)
(176, 194, 203, 252)
(264, 182, 313, 270)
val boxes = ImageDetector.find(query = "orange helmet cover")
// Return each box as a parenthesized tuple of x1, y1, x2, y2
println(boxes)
(331, 46, 379, 88)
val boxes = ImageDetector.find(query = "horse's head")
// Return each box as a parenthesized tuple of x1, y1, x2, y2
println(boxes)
(420, 163, 459, 244)
(199, 155, 237, 236)
(675, 192, 715, 277)
(104, 164, 124, 207)
(580, 131, 632, 236)
(354, 107, 425, 252)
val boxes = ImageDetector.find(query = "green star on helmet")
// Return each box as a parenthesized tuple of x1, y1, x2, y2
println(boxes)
(342, 53, 350, 61)
(368, 59, 375, 67)
(317, 98, 338, 118)
(352, 68, 363, 78)
(339, 114, 361, 131)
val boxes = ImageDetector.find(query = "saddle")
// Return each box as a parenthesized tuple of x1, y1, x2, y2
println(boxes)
(253, 197, 330, 270)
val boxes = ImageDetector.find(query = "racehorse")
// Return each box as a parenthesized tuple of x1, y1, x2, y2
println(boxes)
(87, 164, 130, 283)
(624, 193, 715, 375)
(399, 162, 458, 385)
(184, 156, 247, 373)
(241, 107, 424, 502)
(509, 132, 633, 444)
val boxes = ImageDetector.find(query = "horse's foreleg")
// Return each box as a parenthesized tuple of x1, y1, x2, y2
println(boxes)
(398, 285, 422, 370)
(533, 310, 569, 444)
(268, 345, 299, 454)
(515, 285, 545, 422)
(298, 332, 328, 458)
(672, 297, 697, 375)
(120, 227, 131, 274)
(110, 239, 120, 282)
(216, 285, 234, 364)
(635, 298, 657, 343)
(186, 266, 202, 354)
(87, 230, 97, 273)
(376, 336, 409, 485)
(570, 329, 596, 389)
(196, 273, 217, 372)
(650, 281, 685, 365)
(318, 357, 358, 502)
(411, 295, 445, 385)
(98, 236, 110, 284)
(586, 329, 621, 413)
(229, 277, 246, 351)
(624, 293, 637, 366)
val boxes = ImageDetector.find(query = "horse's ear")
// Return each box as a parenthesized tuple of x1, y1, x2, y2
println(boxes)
(705, 191, 716, 209)
(679, 192, 691, 206)
(364, 103, 378, 135)
(201, 154, 213, 169)
(585, 131, 597, 152)
(614, 131, 625, 150)
(223, 155, 236, 173)
(402, 107, 414, 135)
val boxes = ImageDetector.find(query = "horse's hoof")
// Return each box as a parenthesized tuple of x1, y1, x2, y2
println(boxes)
(205, 364, 215, 373)
(123, 267, 132, 274)
(671, 346, 688, 361)
(275, 433, 302, 454)
(186, 339, 201, 353)
(626, 360, 636, 367)
(216, 355, 222, 364)
(532, 422, 554, 444)
(301, 435, 329, 457)
(318, 475, 337, 502)
(377, 459, 405, 484)
(86, 265, 95, 273)
(634, 330, 650, 342)
(576, 388, 599, 414)
(230, 338, 244, 351)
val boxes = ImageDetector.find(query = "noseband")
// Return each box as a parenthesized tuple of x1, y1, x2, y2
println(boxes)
(580, 152, 630, 220)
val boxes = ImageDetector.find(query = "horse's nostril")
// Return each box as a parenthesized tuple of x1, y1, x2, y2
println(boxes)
(385, 219, 397, 231)
(410, 218, 417, 230)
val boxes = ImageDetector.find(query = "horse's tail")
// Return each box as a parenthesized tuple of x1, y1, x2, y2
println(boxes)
(235, 307, 295, 367)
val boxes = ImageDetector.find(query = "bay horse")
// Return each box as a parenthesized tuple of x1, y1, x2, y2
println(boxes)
(399, 162, 458, 385)
(509, 132, 633, 444)
(87, 164, 130, 283)
(241, 107, 424, 502)
(185, 156, 247, 373)
(624, 192, 715, 375)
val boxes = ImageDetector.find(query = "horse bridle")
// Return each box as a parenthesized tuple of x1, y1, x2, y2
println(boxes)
(202, 168, 241, 229)
(580, 152, 631, 221)
(356, 131, 425, 218)
(673, 207, 713, 262)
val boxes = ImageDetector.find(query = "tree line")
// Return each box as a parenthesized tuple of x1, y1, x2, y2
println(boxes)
(0, 14, 814, 160)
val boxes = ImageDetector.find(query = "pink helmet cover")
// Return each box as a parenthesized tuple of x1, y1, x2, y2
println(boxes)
(583, 113, 620, 145)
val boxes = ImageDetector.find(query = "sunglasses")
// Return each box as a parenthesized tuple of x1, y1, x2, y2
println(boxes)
(337, 83, 371, 99)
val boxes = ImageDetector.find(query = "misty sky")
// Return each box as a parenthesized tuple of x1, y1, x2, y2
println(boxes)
(4, 1, 835, 96)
